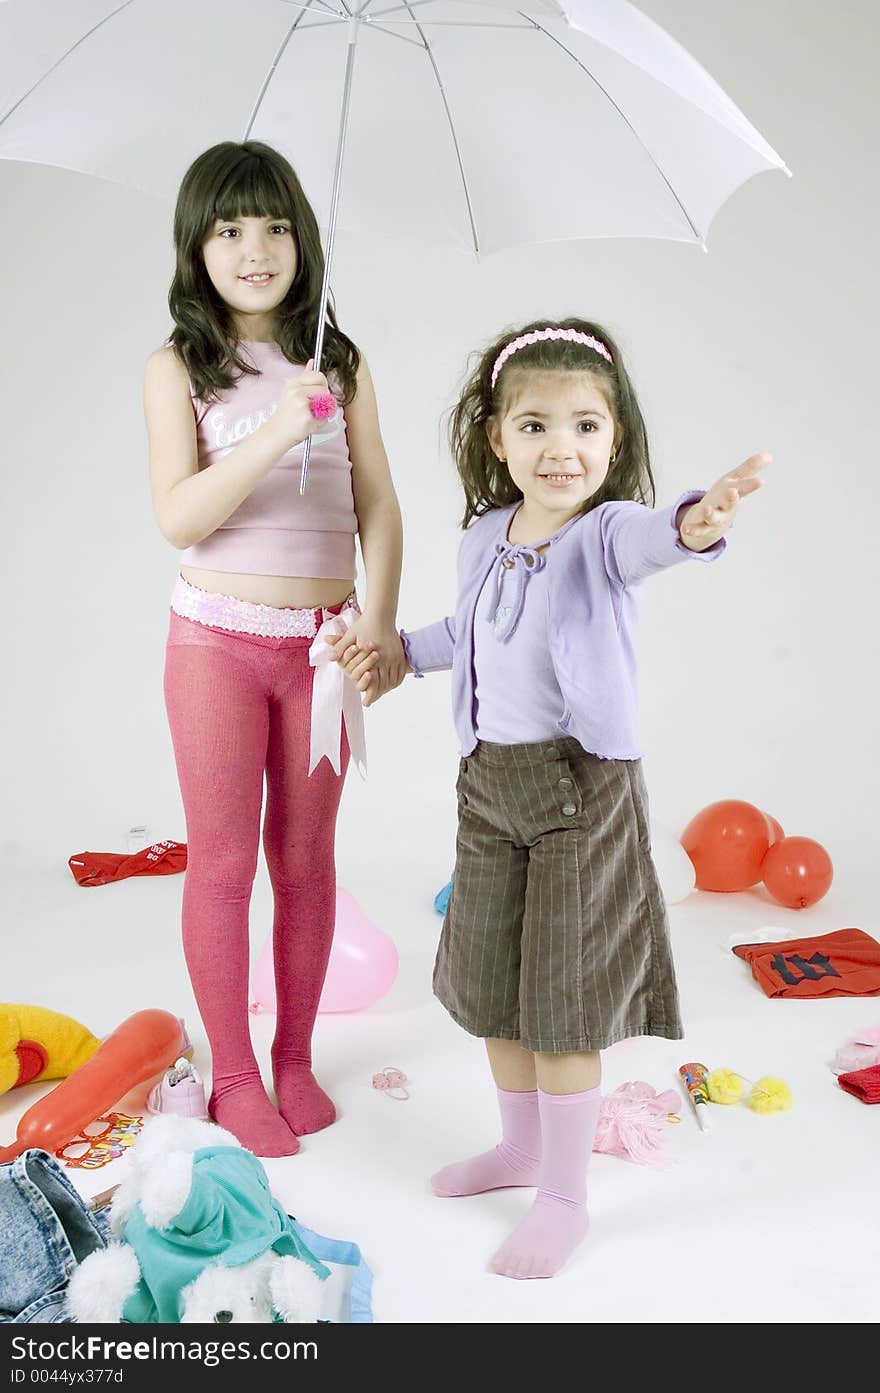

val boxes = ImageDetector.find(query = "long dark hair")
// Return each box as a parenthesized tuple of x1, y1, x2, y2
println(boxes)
(449, 318, 655, 528)
(168, 141, 360, 403)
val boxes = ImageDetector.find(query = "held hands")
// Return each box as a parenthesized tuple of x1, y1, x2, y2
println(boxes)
(325, 619, 410, 708)
(679, 452, 771, 550)
(269, 361, 334, 451)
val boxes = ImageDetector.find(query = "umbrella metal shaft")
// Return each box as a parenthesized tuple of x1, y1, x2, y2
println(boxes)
(300, 16, 361, 496)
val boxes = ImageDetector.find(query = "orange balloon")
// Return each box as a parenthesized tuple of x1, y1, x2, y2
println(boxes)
(764, 813, 785, 847)
(762, 836, 833, 909)
(680, 799, 771, 892)
(0, 1009, 186, 1163)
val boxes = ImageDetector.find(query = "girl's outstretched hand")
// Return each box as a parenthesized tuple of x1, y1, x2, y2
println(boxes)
(679, 452, 771, 550)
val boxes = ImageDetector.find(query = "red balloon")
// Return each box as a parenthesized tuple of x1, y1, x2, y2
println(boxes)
(764, 813, 785, 847)
(681, 799, 771, 892)
(762, 836, 833, 909)
(0, 1010, 186, 1164)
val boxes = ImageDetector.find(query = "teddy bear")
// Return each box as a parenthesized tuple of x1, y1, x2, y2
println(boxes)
(65, 1114, 329, 1324)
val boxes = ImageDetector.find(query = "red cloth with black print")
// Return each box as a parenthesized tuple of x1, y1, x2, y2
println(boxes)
(732, 928, 880, 999)
(68, 841, 187, 887)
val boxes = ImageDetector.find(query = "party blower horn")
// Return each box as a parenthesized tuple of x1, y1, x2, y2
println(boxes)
(678, 1062, 712, 1134)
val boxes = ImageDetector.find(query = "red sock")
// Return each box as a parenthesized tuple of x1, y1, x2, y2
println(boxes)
(68, 841, 187, 887)
(838, 1064, 880, 1103)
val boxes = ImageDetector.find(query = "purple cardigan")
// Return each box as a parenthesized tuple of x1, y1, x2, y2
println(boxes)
(401, 492, 724, 760)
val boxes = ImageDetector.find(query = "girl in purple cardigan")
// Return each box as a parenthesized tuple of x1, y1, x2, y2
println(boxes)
(333, 319, 768, 1280)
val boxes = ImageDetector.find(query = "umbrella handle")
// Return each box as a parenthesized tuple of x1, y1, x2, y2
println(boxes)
(300, 433, 314, 496)
(300, 16, 361, 496)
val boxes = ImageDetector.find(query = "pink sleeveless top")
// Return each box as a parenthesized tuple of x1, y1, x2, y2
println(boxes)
(179, 340, 357, 580)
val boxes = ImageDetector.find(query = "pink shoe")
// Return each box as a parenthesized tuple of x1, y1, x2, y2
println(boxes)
(147, 1057, 209, 1119)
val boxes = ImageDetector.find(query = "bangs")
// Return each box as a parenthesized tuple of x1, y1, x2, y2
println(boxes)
(212, 153, 294, 225)
(499, 359, 615, 416)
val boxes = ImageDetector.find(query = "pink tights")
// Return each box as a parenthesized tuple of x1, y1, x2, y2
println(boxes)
(164, 611, 349, 1157)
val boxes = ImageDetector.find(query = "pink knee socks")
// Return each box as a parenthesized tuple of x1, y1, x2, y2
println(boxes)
(490, 1086, 602, 1279)
(429, 1083, 602, 1277)
(431, 1088, 541, 1196)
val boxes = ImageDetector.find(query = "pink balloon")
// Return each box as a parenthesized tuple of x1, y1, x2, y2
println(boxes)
(249, 886, 398, 1015)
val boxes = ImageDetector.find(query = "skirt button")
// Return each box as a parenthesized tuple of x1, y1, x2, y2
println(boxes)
(558, 777, 573, 790)
(561, 802, 577, 817)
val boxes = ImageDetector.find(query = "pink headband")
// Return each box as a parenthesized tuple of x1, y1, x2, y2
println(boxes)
(491, 327, 613, 391)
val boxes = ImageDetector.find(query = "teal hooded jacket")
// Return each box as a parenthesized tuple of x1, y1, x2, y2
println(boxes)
(120, 1144, 329, 1323)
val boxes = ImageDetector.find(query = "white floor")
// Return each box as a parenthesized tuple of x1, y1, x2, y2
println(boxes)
(3, 842, 877, 1325)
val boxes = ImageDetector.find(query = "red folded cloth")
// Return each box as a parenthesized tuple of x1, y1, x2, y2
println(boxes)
(68, 841, 187, 887)
(837, 1064, 880, 1103)
(732, 928, 880, 999)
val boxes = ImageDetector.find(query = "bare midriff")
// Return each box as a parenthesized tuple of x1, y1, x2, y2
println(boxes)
(179, 566, 354, 609)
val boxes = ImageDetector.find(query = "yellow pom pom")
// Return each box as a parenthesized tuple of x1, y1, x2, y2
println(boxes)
(747, 1076, 793, 1113)
(706, 1068, 745, 1105)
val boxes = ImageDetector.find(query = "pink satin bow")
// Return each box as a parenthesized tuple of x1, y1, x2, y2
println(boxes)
(308, 605, 367, 779)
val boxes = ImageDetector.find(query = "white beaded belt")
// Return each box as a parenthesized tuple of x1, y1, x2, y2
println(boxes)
(171, 575, 355, 639)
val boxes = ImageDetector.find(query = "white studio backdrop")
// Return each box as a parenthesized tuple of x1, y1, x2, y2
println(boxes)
(0, 0, 877, 925)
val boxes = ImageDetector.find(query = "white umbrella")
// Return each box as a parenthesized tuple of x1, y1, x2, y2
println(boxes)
(0, 0, 789, 487)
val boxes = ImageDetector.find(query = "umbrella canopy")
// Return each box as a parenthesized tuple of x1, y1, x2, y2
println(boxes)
(0, 0, 788, 255)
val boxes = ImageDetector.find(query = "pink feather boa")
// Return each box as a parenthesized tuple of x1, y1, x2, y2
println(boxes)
(592, 1082, 681, 1167)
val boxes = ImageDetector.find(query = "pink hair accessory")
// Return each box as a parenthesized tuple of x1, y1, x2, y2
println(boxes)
(309, 390, 337, 421)
(371, 1066, 409, 1100)
(490, 326, 613, 390)
(592, 1081, 681, 1167)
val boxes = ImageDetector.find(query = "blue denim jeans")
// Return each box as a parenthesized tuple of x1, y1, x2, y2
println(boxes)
(0, 1149, 110, 1323)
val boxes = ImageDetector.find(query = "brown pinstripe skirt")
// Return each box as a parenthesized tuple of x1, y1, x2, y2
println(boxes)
(434, 736, 683, 1054)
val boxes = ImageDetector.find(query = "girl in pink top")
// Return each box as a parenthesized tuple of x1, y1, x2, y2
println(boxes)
(145, 140, 405, 1158)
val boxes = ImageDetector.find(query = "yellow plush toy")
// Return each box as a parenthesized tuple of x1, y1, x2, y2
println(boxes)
(0, 1004, 101, 1095)
(706, 1068, 746, 1105)
(704, 1066, 793, 1114)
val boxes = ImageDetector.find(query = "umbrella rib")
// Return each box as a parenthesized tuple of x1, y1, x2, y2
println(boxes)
(0, 0, 138, 132)
(365, 0, 540, 23)
(364, 0, 473, 16)
(285, 17, 359, 26)
(367, 18, 534, 25)
(280, 0, 345, 13)
(244, 1, 349, 140)
(366, 0, 444, 16)
(399, 0, 480, 255)
(525, 16, 703, 243)
(359, 23, 424, 48)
